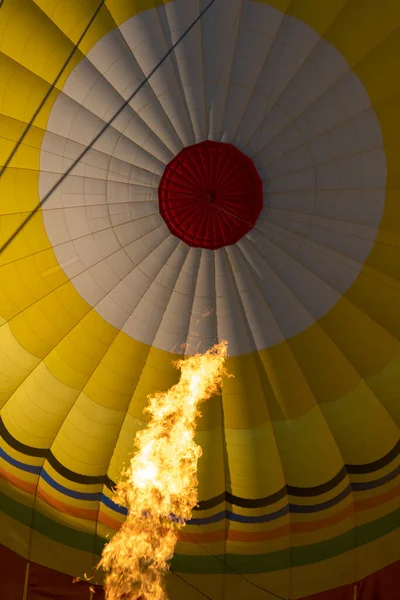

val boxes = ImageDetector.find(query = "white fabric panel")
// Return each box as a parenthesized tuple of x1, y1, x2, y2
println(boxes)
(214, 249, 255, 356)
(187, 250, 218, 354)
(201, 0, 243, 140)
(40, 0, 386, 357)
(119, 9, 194, 147)
(159, 1, 207, 143)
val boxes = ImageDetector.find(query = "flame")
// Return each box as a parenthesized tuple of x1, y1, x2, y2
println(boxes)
(99, 341, 229, 600)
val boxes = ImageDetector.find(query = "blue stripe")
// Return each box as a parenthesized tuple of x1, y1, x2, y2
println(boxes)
(41, 470, 102, 501)
(101, 493, 127, 515)
(352, 466, 400, 490)
(2, 446, 398, 525)
(288, 484, 352, 514)
(188, 510, 226, 525)
(0, 447, 41, 474)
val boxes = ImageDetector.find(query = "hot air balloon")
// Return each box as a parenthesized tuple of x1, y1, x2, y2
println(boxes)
(0, 0, 399, 599)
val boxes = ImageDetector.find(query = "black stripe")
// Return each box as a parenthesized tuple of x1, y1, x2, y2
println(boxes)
(195, 487, 287, 511)
(1, 416, 398, 504)
(287, 466, 348, 498)
(346, 439, 400, 474)
(46, 452, 115, 490)
(0, 417, 47, 458)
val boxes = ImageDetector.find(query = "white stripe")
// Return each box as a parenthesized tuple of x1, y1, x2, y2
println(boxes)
(41, 0, 386, 356)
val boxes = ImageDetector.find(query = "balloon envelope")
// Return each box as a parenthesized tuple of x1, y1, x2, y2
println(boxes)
(0, 0, 399, 598)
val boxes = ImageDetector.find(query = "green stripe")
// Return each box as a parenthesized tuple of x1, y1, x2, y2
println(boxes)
(1, 491, 398, 573)
(0, 492, 96, 554)
(173, 510, 399, 573)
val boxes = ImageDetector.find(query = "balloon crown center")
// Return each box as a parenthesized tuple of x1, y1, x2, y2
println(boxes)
(207, 190, 217, 204)
(158, 140, 263, 249)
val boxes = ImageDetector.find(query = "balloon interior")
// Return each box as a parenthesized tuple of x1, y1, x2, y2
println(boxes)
(99, 342, 229, 600)
(0, 1, 399, 599)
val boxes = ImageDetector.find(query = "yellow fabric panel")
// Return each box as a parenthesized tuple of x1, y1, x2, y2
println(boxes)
(196, 427, 226, 500)
(224, 420, 285, 498)
(105, 0, 174, 27)
(356, 529, 400, 581)
(292, 475, 349, 508)
(352, 455, 398, 483)
(37, 480, 99, 532)
(323, 0, 400, 69)
(353, 22, 400, 107)
(196, 386, 223, 432)
(227, 533, 291, 557)
(84, 333, 147, 411)
(0, 323, 40, 410)
(128, 346, 181, 419)
(291, 0, 348, 35)
(175, 538, 228, 559)
(0, 252, 68, 323)
(288, 323, 360, 404)
(1, 0, 83, 87)
(107, 412, 144, 482)
(259, 342, 315, 422)
(372, 197, 400, 276)
(320, 296, 399, 380)
(59, 312, 118, 375)
(253, 0, 292, 13)
(9, 288, 87, 359)
(221, 353, 270, 429)
(29, 528, 99, 581)
(0, 119, 44, 176)
(0, 458, 38, 489)
(272, 406, 344, 487)
(0, 512, 30, 560)
(362, 263, 400, 298)
(346, 273, 400, 349)
(33, 0, 114, 56)
(51, 392, 124, 475)
(0, 50, 61, 133)
(44, 315, 117, 392)
(34, 495, 96, 535)
(320, 380, 398, 464)
(376, 102, 400, 193)
(0, 210, 51, 266)
(0, 438, 41, 469)
(353, 483, 399, 528)
(1, 361, 80, 448)
(44, 462, 102, 498)
(1, 479, 36, 513)
(290, 549, 356, 599)
(366, 352, 400, 425)
(291, 503, 354, 550)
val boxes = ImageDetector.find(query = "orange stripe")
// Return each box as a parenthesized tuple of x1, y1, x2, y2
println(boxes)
(294, 503, 354, 533)
(98, 511, 123, 531)
(229, 523, 290, 543)
(37, 486, 98, 521)
(354, 484, 399, 511)
(2, 466, 397, 540)
(179, 529, 226, 543)
(178, 490, 397, 544)
(178, 506, 353, 544)
(0, 467, 37, 494)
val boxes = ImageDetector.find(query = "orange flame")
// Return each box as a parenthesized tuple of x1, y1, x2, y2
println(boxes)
(99, 341, 229, 600)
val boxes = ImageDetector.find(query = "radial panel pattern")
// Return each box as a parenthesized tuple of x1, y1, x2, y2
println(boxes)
(39, 0, 387, 357)
(0, 0, 399, 599)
